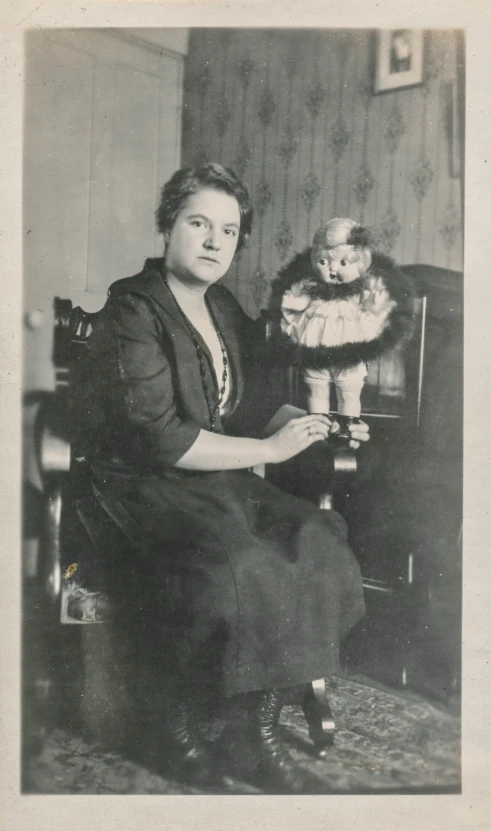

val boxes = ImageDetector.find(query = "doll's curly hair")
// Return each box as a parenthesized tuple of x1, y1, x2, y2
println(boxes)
(312, 218, 375, 253)
(156, 163, 254, 251)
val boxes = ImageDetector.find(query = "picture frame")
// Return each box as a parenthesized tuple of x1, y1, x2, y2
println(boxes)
(374, 29, 424, 93)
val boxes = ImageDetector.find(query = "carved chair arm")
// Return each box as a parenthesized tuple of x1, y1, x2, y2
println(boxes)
(34, 394, 71, 601)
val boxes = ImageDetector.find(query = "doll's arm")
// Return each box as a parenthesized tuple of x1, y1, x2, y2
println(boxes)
(281, 281, 313, 312)
(357, 278, 397, 340)
(361, 277, 396, 316)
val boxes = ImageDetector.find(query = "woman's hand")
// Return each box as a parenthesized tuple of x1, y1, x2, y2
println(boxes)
(263, 414, 334, 464)
(330, 418, 370, 449)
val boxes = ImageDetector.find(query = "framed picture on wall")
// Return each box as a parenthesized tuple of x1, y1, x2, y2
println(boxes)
(374, 29, 424, 93)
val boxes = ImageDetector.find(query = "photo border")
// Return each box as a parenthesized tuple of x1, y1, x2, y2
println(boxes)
(1, 2, 490, 831)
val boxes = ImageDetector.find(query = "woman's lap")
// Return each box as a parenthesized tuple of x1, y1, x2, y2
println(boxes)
(93, 467, 365, 696)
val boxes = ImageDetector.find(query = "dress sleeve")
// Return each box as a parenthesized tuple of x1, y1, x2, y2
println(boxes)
(357, 278, 397, 341)
(281, 287, 312, 312)
(102, 292, 201, 467)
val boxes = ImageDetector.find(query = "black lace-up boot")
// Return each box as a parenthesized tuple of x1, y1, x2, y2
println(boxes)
(252, 689, 325, 794)
(162, 685, 219, 787)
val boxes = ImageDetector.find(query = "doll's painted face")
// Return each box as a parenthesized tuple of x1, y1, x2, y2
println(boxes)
(313, 244, 370, 284)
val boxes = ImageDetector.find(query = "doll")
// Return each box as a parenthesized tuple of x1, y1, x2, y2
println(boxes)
(269, 218, 415, 440)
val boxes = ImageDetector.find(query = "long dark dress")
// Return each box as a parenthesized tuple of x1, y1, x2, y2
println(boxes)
(82, 258, 365, 698)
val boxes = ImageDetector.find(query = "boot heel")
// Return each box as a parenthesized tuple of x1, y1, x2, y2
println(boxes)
(302, 679, 336, 759)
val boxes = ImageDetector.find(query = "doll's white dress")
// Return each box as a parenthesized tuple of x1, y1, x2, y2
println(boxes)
(281, 277, 394, 348)
(280, 277, 396, 414)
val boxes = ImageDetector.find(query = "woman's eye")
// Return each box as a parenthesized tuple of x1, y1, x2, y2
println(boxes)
(224, 228, 237, 237)
(191, 220, 204, 228)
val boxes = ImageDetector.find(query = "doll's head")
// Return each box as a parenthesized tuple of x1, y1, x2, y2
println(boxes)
(311, 218, 373, 284)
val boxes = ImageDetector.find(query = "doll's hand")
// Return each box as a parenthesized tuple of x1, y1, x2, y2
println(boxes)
(289, 280, 311, 298)
(363, 282, 396, 315)
(330, 418, 370, 449)
(282, 282, 312, 312)
(299, 278, 319, 292)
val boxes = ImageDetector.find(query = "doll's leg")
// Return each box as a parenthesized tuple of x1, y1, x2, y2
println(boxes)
(303, 368, 333, 414)
(333, 363, 368, 418)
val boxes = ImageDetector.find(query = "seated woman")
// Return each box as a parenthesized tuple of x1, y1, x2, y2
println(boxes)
(81, 163, 369, 793)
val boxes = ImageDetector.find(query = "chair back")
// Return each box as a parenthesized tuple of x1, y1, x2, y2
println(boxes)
(35, 299, 102, 607)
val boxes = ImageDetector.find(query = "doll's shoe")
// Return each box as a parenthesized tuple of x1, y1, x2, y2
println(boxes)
(335, 415, 360, 443)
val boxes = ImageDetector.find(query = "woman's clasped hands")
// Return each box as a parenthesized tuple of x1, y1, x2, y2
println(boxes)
(263, 414, 369, 464)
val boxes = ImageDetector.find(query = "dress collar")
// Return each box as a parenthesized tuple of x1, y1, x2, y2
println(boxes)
(141, 257, 245, 414)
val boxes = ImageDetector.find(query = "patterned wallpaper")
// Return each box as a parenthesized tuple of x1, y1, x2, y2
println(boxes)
(182, 28, 463, 317)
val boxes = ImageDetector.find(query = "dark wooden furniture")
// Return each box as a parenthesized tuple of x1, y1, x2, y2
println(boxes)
(341, 265, 462, 700)
(263, 264, 462, 701)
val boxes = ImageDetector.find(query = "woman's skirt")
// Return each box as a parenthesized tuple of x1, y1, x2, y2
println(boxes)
(91, 465, 365, 698)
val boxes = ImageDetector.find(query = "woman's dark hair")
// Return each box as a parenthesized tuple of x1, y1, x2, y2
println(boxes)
(156, 162, 254, 251)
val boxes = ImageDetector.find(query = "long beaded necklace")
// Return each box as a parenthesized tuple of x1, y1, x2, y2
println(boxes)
(163, 277, 228, 432)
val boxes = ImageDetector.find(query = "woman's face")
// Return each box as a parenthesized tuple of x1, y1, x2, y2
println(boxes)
(164, 187, 241, 288)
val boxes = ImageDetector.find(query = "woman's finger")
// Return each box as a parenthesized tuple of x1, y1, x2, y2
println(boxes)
(348, 421, 369, 443)
(350, 418, 368, 431)
(294, 414, 332, 429)
(304, 421, 331, 439)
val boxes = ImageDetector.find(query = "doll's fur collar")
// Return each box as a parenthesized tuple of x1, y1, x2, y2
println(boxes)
(267, 248, 416, 371)
(299, 274, 366, 302)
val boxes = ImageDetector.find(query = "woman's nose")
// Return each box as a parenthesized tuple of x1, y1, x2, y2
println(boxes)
(204, 229, 220, 250)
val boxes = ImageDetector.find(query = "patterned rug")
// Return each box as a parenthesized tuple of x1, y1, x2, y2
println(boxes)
(24, 675, 461, 795)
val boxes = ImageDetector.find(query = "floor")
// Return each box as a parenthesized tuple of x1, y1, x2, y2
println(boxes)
(24, 673, 461, 795)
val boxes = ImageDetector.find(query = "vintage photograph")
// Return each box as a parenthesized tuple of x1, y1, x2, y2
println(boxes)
(21, 26, 464, 796)
(374, 28, 425, 92)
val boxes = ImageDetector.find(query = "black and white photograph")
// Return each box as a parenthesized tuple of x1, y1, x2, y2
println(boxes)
(374, 28, 425, 93)
(17, 23, 467, 800)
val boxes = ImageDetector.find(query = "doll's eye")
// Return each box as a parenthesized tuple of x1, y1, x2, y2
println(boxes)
(340, 259, 347, 266)
(319, 259, 327, 266)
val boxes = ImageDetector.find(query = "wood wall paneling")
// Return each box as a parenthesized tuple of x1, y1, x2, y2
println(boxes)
(23, 29, 185, 394)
